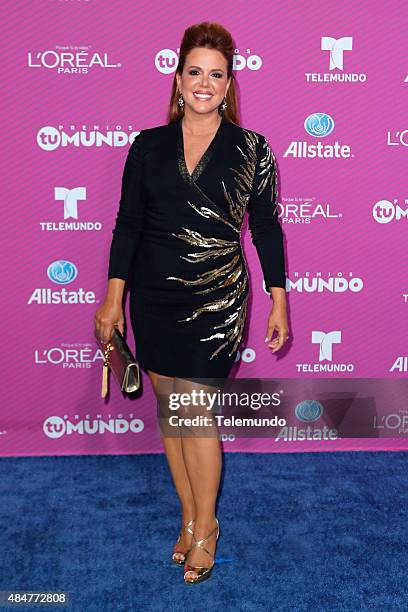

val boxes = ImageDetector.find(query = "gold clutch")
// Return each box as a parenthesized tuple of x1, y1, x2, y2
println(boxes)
(97, 328, 140, 397)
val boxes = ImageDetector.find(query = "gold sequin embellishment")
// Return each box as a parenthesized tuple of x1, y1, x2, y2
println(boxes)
(168, 126, 261, 360)
(257, 136, 277, 199)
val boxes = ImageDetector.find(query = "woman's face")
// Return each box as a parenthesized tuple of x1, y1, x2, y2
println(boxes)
(176, 47, 231, 117)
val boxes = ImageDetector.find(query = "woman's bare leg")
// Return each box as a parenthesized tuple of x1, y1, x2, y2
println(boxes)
(146, 369, 195, 560)
(173, 377, 222, 579)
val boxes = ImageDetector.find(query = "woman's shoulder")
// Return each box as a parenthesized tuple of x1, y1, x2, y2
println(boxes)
(139, 121, 176, 139)
(141, 121, 174, 135)
(135, 118, 269, 150)
(135, 121, 177, 150)
(138, 118, 266, 136)
(225, 120, 268, 145)
(126, 122, 174, 154)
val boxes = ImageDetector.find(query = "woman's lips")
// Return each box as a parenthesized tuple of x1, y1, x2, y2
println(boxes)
(193, 92, 213, 101)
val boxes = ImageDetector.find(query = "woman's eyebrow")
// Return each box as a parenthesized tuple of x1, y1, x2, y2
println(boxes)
(186, 65, 225, 72)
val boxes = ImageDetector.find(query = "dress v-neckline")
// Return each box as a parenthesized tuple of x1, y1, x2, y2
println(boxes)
(177, 114, 226, 184)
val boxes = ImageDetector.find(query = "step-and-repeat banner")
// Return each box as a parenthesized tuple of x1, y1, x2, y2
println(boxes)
(3, 1, 407, 456)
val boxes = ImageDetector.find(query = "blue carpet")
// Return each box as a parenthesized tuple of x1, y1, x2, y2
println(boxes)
(0, 451, 407, 612)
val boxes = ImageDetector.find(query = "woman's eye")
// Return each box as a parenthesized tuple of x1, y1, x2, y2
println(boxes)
(187, 70, 223, 78)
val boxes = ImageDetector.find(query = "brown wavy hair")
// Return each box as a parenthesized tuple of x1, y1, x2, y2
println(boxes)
(166, 22, 240, 126)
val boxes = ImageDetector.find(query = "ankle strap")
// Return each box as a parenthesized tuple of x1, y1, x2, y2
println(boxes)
(184, 519, 194, 535)
(190, 518, 219, 559)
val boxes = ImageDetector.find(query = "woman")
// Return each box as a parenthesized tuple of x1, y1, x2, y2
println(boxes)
(94, 21, 289, 584)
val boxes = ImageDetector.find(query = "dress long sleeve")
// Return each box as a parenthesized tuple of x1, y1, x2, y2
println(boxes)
(247, 134, 286, 290)
(107, 130, 145, 281)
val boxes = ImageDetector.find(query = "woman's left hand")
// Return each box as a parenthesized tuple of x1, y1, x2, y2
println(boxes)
(265, 305, 290, 353)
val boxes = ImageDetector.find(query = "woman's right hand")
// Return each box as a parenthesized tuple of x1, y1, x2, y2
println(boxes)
(94, 299, 125, 344)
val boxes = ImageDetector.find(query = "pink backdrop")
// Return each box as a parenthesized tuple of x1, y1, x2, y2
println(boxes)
(3, 0, 407, 456)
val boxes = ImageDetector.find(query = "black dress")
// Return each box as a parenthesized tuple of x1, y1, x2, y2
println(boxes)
(107, 114, 286, 379)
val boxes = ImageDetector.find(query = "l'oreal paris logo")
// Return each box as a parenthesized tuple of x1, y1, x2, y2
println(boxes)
(27, 48, 121, 73)
(34, 343, 99, 367)
(387, 130, 408, 146)
(279, 196, 342, 223)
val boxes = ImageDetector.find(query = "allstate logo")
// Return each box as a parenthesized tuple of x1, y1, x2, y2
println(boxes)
(295, 400, 323, 422)
(47, 260, 78, 285)
(304, 113, 334, 138)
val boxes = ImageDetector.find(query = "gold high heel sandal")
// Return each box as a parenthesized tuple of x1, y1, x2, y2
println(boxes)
(183, 517, 220, 584)
(172, 519, 195, 565)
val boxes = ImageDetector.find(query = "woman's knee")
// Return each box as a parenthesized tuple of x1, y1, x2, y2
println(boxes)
(146, 368, 174, 395)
